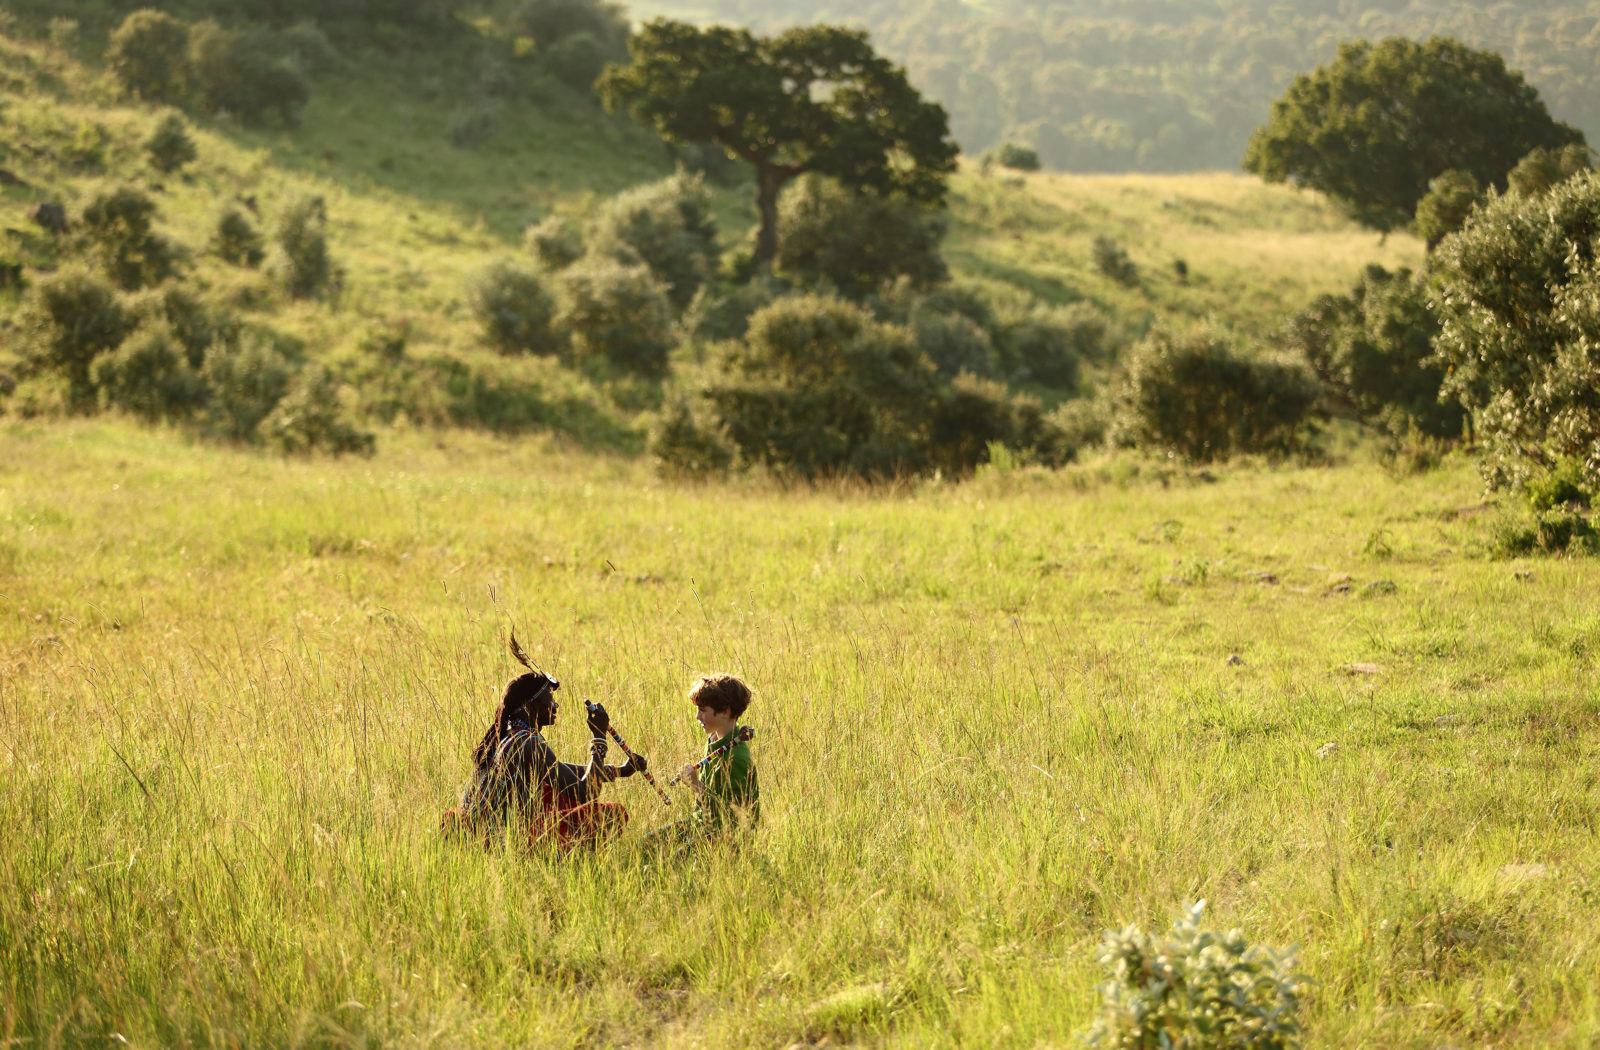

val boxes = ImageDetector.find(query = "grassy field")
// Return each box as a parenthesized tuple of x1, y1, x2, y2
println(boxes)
(5, 420, 1599, 1048)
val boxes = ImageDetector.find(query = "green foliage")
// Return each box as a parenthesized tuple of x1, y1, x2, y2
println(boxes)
(1091, 235, 1138, 287)
(587, 171, 719, 312)
(106, 9, 189, 104)
(187, 20, 310, 128)
(259, 365, 375, 456)
(199, 332, 295, 441)
(1244, 37, 1584, 233)
(1083, 902, 1305, 1050)
(1429, 171, 1600, 494)
(1508, 144, 1596, 197)
(1115, 329, 1320, 463)
(1525, 459, 1592, 513)
(80, 184, 181, 291)
(682, 277, 791, 343)
(90, 322, 206, 422)
(523, 216, 583, 271)
(681, 293, 1060, 479)
(600, 21, 958, 266)
(1283, 265, 1462, 440)
(269, 196, 333, 300)
(1413, 170, 1481, 251)
(649, 398, 734, 478)
(1490, 509, 1599, 557)
(469, 259, 559, 356)
(513, 0, 629, 54)
(908, 307, 996, 379)
(775, 175, 948, 299)
(143, 112, 198, 175)
(997, 301, 1104, 390)
(988, 142, 1040, 172)
(47, 17, 78, 52)
(17, 266, 131, 404)
(555, 256, 676, 378)
(210, 207, 265, 268)
(127, 283, 234, 369)
(542, 32, 614, 93)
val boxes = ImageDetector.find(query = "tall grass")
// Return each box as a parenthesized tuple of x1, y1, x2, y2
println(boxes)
(4, 422, 1599, 1047)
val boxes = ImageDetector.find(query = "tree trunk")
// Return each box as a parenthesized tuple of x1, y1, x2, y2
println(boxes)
(753, 165, 783, 270)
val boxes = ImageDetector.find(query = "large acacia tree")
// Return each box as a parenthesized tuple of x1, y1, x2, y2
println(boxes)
(599, 21, 959, 267)
(1244, 37, 1584, 233)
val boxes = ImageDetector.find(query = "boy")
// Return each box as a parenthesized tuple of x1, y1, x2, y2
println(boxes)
(676, 673, 759, 831)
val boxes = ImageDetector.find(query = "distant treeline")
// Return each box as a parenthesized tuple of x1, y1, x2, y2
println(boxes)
(636, 0, 1600, 172)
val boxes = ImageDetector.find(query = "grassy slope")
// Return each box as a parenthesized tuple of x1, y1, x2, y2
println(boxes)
(3, 420, 1599, 1048)
(2, 23, 1423, 449)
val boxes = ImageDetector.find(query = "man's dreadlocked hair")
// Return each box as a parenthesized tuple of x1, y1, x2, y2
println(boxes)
(473, 672, 558, 769)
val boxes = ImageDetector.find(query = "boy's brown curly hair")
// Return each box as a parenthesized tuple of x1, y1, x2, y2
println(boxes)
(687, 673, 752, 718)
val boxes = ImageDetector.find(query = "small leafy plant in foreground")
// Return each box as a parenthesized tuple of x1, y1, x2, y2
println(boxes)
(1083, 902, 1306, 1050)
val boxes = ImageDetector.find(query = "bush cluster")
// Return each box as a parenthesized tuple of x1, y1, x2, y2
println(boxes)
(1114, 329, 1319, 463)
(1429, 171, 1600, 496)
(16, 265, 370, 453)
(143, 112, 198, 174)
(105, 9, 317, 127)
(775, 175, 948, 299)
(588, 171, 719, 311)
(512, 0, 630, 92)
(1281, 264, 1462, 440)
(1092, 235, 1139, 286)
(654, 294, 1072, 479)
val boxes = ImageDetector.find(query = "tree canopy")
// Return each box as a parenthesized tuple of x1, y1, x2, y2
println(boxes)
(598, 20, 957, 266)
(1243, 37, 1583, 232)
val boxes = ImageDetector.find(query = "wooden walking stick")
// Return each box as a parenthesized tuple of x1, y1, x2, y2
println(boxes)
(588, 700, 672, 807)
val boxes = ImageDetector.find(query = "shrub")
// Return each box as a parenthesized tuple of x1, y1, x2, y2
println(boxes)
(1083, 903, 1305, 1050)
(998, 301, 1106, 389)
(200, 331, 295, 441)
(543, 31, 612, 93)
(469, 259, 559, 355)
(910, 307, 997, 379)
(1525, 459, 1591, 512)
(587, 171, 719, 311)
(1507, 143, 1594, 198)
(1429, 171, 1600, 494)
(555, 256, 675, 377)
(523, 216, 583, 270)
(126, 283, 233, 368)
(18, 266, 130, 403)
(106, 9, 189, 104)
(990, 141, 1040, 172)
(90, 322, 205, 422)
(269, 196, 333, 299)
(211, 207, 265, 268)
(650, 399, 733, 478)
(260, 365, 375, 456)
(512, 0, 629, 53)
(80, 184, 181, 291)
(696, 293, 1061, 479)
(143, 112, 197, 174)
(188, 20, 310, 127)
(1490, 509, 1599, 557)
(1114, 329, 1320, 463)
(1092, 235, 1139, 286)
(682, 277, 789, 343)
(1413, 169, 1481, 251)
(775, 175, 948, 300)
(279, 21, 340, 75)
(1281, 264, 1462, 440)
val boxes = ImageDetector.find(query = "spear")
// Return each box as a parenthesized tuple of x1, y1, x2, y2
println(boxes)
(667, 725, 755, 786)
(587, 700, 672, 807)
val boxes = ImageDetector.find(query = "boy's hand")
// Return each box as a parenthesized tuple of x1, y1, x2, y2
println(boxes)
(585, 701, 611, 738)
(620, 753, 648, 778)
(677, 762, 700, 784)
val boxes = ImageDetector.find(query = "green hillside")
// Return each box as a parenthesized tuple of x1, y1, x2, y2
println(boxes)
(0, 11, 1420, 455)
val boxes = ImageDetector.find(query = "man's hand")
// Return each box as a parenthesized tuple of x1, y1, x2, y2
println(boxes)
(585, 701, 611, 738)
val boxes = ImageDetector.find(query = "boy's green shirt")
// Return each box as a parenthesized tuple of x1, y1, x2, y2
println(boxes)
(698, 729, 759, 829)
